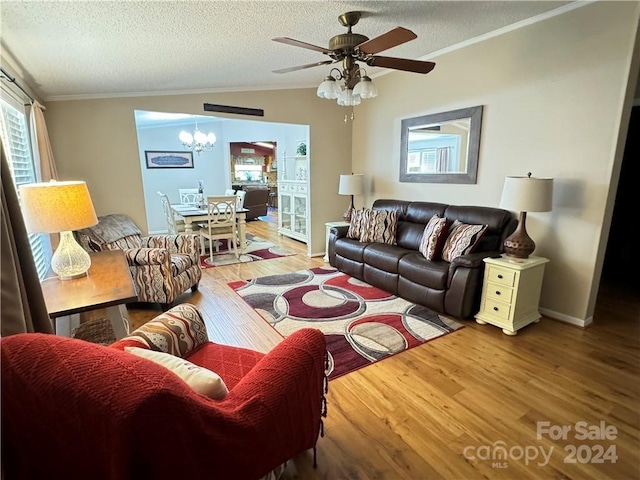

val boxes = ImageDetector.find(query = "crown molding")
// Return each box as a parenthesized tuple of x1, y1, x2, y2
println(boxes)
(45, 84, 316, 102)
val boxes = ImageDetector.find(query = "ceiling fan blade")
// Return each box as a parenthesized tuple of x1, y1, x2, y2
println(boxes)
(272, 37, 333, 54)
(366, 56, 436, 74)
(273, 60, 334, 74)
(357, 27, 417, 55)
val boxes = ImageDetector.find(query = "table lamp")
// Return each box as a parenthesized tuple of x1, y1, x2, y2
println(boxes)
(338, 174, 364, 222)
(499, 173, 553, 259)
(19, 180, 98, 280)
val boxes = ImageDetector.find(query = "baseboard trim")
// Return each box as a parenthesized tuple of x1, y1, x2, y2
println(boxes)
(539, 307, 593, 328)
(309, 252, 324, 258)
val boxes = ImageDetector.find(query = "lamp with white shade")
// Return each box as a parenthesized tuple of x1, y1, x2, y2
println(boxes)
(19, 180, 98, 280)
(338, 174, 364, 222)
(499, 173, 553, 259)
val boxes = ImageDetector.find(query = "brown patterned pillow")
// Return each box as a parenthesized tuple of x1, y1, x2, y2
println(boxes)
(346, 208, 368, 240)
(359, 209, 398, 245)
(441, 220, 488, 262)
(418, 215, 448, 260)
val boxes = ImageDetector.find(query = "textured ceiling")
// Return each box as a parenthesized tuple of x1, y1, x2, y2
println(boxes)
(1, 1, 573, 100)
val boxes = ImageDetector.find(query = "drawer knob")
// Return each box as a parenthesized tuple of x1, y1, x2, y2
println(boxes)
(493, 307, 499, 311)
(495, 291, 501, 295)
(497, 274, 503, 279)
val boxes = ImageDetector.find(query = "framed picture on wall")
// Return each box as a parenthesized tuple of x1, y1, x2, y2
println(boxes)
(145, 151, 194, 169)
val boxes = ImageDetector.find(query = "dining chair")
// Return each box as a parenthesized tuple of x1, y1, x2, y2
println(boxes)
(179, 188, 202, 206)
(157, 191, 185, 234)
(200, 195, 238, 260)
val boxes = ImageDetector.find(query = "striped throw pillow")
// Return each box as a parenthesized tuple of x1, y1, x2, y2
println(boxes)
(441, 220, 488, 262)
(359, 209, 398, 245)
(346, 208, 367, 240)
(418, 215, 448, 260)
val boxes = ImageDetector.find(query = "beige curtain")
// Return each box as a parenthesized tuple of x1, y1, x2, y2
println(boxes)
(1, 140, 53, 336)
(29, 100, 58, 182)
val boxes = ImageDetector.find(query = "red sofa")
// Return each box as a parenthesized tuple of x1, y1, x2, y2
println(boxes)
(1, 304, 327, 480)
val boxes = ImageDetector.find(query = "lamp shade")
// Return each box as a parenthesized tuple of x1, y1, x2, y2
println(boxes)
(499, 176, 553, 213)
(338, 174, 364, 196)
(19, 181, 98, 233)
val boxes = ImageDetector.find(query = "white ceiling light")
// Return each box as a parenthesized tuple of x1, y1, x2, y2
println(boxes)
(179, 120, 216, 154)
(317, 67, 377, 108)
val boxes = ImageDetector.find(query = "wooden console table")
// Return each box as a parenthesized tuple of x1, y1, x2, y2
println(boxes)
(40, 250, 137, 340)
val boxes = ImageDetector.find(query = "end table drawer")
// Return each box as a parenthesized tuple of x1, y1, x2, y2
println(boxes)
(486, 266, 516, 287)
(486, 283, 514, 304)
(482, 299, 511, 321)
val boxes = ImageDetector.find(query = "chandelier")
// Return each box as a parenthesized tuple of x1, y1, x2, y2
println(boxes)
(316, 61, 378, 107)
(179, 121, 216, 154)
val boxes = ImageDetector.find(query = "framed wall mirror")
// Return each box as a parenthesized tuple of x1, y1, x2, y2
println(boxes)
(399, 105, 483, 184)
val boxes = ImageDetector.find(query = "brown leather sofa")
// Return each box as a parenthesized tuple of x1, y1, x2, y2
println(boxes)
(328, 199, 517, 319)
(242, 185, 269, 220)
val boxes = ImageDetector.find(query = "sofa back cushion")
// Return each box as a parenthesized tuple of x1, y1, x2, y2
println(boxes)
(371, 200, 514, 254)
(373, 200, 447, 250)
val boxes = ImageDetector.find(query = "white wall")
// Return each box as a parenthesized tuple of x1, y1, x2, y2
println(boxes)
(351, 2, 640, 323)
(136, 116, 308, 233)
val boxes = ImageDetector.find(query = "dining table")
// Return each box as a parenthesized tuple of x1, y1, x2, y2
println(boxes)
(171, 203, 249, 254)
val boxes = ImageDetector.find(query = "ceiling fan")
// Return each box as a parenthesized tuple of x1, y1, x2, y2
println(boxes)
(272, 11, 435, 98)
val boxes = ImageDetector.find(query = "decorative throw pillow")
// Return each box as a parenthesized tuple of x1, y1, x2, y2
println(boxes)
(125, 346, 229, 400)
(418, 215, 448, 260)
(359, 209, 398, 245)
(346, 208, 368, 240)
(441, 220, 488, 262)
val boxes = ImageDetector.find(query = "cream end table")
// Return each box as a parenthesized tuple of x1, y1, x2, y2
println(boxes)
(475, 254, 549, 335)
(323, 221, 350, 262)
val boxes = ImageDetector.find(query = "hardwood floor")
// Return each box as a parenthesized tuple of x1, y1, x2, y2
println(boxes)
(128, 213, 640, 479)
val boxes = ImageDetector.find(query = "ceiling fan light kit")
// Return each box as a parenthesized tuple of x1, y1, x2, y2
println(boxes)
(273, 11, 435, 115)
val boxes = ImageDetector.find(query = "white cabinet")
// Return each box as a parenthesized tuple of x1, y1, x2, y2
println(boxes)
(278, 181, 308, 243)
(475, 255, 549, 335)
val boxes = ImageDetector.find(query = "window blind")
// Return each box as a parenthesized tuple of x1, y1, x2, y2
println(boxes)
(0, 97, 50, 279)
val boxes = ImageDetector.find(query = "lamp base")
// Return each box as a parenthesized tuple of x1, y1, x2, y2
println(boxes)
(503, 212, 535, 259)
(343, 206, 354, 222)
(343, 195, 355, 222)
(52, 231, 92, 280)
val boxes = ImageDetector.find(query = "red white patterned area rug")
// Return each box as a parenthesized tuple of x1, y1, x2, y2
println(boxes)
(200, 234, 294, 268)
(229, 267, 464, 380)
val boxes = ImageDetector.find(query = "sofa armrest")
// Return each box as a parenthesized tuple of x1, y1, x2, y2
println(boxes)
(226, 328, 327, 470)
(328, 226, 349, 266)
(449, 251, 499, 270)
(111, 303, 208, 357)
(330, 225, 349, 239)
(142, 234, 201, 256)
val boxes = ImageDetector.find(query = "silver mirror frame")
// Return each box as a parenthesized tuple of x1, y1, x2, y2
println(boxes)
(399, 105, 483, 184)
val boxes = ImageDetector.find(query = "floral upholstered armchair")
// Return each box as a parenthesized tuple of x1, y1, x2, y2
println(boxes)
(75, 213, 201, 310)
(1, 304, 328, 479)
